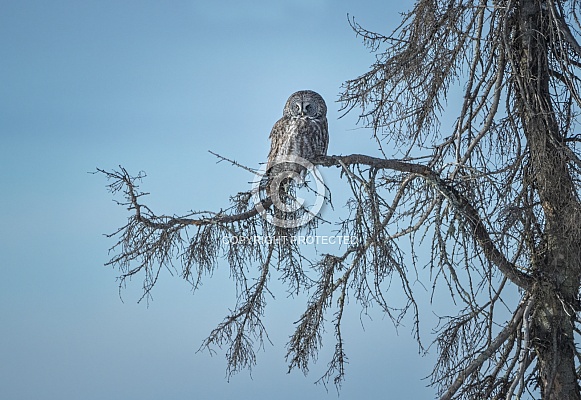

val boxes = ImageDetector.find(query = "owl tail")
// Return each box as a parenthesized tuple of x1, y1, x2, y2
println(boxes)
(263, 162, 306, 203)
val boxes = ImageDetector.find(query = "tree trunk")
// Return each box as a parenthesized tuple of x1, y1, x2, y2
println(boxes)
(515, 1, 581, 398)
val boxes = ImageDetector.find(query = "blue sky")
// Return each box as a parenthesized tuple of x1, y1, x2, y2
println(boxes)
(0, 1, 443, 398)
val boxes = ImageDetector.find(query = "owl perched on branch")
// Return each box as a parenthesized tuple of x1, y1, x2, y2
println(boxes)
(253, 90, 329, 228)
(264, 90, 329, 207)
(267, 90, 329, 171)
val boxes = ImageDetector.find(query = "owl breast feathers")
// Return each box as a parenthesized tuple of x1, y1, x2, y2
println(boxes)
(267, 90, 329, 170)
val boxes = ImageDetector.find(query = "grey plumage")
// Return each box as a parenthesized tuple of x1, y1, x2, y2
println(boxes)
(267, 90, 329, 170)
(260, 90, 329, 227)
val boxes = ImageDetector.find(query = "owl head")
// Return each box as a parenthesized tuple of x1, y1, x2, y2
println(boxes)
(283, 90, 327, 120)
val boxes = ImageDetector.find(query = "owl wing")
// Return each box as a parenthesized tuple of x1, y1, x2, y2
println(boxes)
(267, 117, 290, 170)
(316, 117, 329, 156)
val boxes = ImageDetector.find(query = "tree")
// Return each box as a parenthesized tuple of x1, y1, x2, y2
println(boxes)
(99, 0, 581, 398)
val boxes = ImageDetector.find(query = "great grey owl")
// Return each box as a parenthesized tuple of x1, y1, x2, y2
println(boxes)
(266, 90, 329, 171)
(264, 90, 328, 203)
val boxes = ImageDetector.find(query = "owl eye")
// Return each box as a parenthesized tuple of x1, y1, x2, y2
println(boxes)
(305, 103, 318, 117)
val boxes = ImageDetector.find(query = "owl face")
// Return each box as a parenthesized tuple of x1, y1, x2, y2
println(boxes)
(283, 90, 327, 120)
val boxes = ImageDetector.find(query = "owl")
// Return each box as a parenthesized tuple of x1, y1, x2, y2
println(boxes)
(261, 90, 329, 226)
(266, 90, 329, 172)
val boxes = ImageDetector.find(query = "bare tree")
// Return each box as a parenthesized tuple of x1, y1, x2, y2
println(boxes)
(99, 0, 581, 398)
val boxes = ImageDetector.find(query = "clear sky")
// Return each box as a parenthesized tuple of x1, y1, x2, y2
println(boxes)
(0, 1, 442, 399)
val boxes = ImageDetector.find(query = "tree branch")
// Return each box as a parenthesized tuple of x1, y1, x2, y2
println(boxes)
(438, 296, 529, 400)
(313, 155, 533, 290)
(98, 153, 533, 291)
